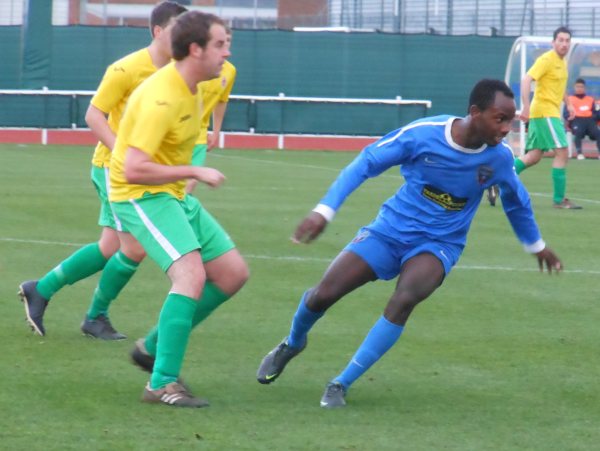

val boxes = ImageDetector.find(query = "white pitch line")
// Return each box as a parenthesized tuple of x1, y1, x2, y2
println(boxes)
(211, 152, 402, 179)
(528, 192, 600, 205)
(1, 237, 89, 247)
(2, 237, 599, 275)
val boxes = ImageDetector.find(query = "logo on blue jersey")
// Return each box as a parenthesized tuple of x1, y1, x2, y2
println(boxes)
(477, 165, 494, 185)
(439, 249, 449, 262)
(422, 185, 467, 211)
(351, 230, 370, 243)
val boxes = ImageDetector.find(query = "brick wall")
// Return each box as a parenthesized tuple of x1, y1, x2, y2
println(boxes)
(277, 0, 327, 29)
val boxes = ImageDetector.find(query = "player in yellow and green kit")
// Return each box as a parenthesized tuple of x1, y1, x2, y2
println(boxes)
(110, 11, 247, 407)
(129, 27, 243, 368)
(516, 26, 581, 209)
(18, 1, 188, 338)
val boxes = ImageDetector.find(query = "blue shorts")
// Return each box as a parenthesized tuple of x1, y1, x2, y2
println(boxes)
(343, 227, 463, 281)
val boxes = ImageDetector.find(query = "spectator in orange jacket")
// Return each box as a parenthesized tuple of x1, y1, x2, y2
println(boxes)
(565, 78, 600, 159)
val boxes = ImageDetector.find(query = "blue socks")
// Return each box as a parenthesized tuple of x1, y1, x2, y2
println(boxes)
(286, 294, 404, 390)
(286, 291, 324, 348)
(334, 315, 404, 389)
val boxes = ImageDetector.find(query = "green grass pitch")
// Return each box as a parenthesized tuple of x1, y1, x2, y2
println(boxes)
(1, 144, 599, 450)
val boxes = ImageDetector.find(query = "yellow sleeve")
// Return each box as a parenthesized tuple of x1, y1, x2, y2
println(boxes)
(527, 54, 550, 81)
(219, 66, 237, 103)
(126, 95, 176, 157)
(90, 63, 132, 114)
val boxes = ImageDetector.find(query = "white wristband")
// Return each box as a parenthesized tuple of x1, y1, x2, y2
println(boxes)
(523, 239, 546, 254)
(312, 204, 336, 222)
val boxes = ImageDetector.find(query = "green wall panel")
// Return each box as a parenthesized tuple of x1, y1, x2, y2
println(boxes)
(2, 27, 514, 134)
(0, 27, 21, 87)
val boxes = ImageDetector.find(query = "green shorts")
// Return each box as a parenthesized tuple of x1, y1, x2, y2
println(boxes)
(111, 193, 235, 272)
(192, 144, 207, 166)
(525, 117, 568, 152)
(91, 165, 121, 230)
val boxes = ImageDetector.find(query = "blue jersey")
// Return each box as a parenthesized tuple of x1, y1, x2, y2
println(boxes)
(317, 115, 542, 250)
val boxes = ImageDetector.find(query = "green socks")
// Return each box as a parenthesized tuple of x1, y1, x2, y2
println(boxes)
(191, 283, 229, 327)
(36, 242, 108, 300)
(150, 293, 197, 389)
(514, 158, 527, 174)
(514, 158, 567, 204)
(552, 167, 566, 204)
(86, 250, 139, 320)
(144, 282, 230, 357)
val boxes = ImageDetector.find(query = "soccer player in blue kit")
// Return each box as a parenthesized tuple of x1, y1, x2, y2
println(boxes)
(256, 79, 563, 408)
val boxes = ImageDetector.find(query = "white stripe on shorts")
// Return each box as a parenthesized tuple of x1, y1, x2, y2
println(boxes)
(103, 167, 123, 232)
(545, 117, 562, 148)
(129, 199, 181, 261)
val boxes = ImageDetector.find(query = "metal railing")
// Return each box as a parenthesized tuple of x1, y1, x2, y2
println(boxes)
(329, 0, 600, 37)
(2, 0, 598, 37)
(0, 89, 432, 142)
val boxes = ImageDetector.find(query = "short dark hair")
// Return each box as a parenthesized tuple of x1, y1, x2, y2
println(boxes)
(553, 26, 571, 40)
(468, 79, 514, 112)
(171, 11, 225, 60)
(149, 1, 188, 37)
(575, 78, 586, 85)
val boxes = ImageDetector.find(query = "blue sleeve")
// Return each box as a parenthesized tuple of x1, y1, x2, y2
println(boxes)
(497, 154, 542, 246)
(318, 127, 414, 211)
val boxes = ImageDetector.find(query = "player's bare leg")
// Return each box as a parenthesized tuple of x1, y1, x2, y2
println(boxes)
(321, 253, 444, 408)
(257, 251, 376, 384)
(132, 249, 248, 373)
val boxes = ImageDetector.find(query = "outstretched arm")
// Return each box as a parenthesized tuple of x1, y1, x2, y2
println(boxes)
(292, 126, 414, 244)
(498, 153, 562, 274)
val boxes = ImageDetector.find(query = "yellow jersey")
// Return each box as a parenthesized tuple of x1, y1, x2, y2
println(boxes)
(528, 49, 568, 118)
(195, 60, 237, 145)
(90, 48, 157, 168)
(109, 62, 202, 202)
